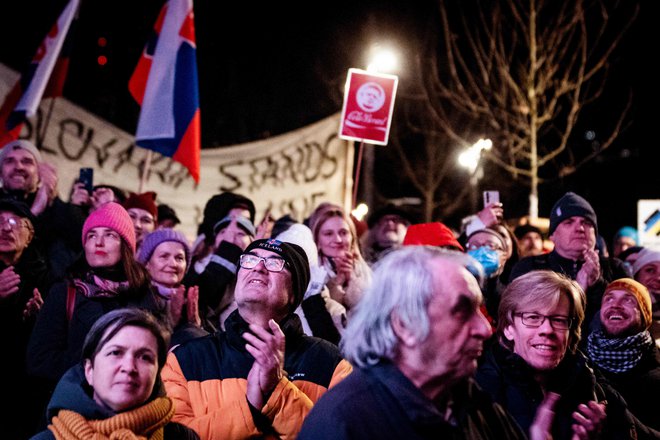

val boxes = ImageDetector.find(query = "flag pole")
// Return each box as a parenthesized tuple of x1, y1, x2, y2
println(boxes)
(351, 140, 365, 208)
(37, 97, 57, 147)
(139, 149, 153, 193)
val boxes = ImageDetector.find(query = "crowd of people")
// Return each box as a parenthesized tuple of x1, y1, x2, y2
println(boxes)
(1, 137, 659, 439)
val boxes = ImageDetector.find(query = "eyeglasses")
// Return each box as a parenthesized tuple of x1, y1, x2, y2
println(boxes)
(466, 242, 503, 252)
(0, 216, 28, 231)
(239, 254, 287, 272)
(514, 312, 572, 330)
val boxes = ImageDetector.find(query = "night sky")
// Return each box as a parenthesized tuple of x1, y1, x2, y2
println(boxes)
(0, 0, 657, 243)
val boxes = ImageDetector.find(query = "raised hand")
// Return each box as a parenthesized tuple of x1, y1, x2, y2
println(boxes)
(571, 400, 606, 440)
(243, 319, 285, 410)
(576, 249, 601, 290)
(23, 288, 43, 320)
(0, 266, 21, 301)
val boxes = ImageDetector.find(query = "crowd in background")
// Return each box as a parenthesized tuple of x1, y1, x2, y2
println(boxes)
(1, 138, 659, 439)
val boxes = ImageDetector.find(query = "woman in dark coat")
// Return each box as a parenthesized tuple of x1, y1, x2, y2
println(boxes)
(26, 202, 166, 431)
(31, 308, 198, 439)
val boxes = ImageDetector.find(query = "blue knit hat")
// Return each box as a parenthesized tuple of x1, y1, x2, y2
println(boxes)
(614, 226, 639, 245)
(136, 229, 191, 268)
(549, 192, 598, 236)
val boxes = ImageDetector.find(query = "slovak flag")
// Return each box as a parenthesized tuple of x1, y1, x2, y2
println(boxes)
(0, 0, 79, 145)
(129, 0, 201, 183)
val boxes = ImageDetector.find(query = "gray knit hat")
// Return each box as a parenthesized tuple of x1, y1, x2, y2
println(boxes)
(213, 214, 256, 237)
(137, 229, 192, 268)
(0, 139, 42, 164)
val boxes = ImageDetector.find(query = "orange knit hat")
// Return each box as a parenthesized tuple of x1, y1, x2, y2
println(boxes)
(605, 278, 652, 329)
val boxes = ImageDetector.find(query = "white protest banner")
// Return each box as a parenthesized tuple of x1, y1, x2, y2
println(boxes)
(1, 63, 354, 240)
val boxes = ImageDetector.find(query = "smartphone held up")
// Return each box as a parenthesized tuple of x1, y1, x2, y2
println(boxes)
(79, 167, 94, 193)
(483, 190, 500, 207)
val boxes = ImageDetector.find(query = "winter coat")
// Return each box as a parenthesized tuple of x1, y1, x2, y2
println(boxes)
(27, 277, 165, 384)
(299, 361, 528, 440)
(161, 310, 353, 439)
(476, 341, 660, 439)
(30, 364, 199, 440)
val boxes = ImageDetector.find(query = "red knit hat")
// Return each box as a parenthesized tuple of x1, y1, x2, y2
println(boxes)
(403, 222, 464, 251)
(83, 202, 137, 253)
(123, 191, 158, 221)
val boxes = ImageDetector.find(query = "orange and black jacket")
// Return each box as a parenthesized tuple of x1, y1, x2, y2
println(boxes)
(162, 310, 353, 439)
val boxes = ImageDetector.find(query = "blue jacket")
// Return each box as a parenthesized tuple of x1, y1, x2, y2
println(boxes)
(299, 361, 527, 440)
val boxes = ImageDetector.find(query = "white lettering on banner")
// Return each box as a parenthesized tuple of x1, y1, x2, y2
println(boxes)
(1, 63, 353, 241)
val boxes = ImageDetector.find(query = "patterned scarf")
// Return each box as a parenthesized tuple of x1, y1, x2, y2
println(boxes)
(48, 396, 174, 440)
(74, 273, 130, 298)
(587, 329, 654, 373)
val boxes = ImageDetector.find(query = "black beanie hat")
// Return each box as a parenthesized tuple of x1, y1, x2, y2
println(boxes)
(549, 192, 598, 236)
(242, 238, 310, 311)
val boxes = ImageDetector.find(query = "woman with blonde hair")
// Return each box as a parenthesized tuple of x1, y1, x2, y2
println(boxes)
(309, 203, 372, 315)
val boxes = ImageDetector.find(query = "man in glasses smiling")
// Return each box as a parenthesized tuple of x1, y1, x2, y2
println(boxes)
(162, 238, 352, 439)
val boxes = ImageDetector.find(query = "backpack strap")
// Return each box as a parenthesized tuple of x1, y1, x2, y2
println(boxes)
(66, 283, 76, 322)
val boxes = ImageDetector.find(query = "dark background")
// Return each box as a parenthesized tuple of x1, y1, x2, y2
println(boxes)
(0, 0, 657, 246)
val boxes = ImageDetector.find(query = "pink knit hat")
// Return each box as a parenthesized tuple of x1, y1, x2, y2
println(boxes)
(82, 202, 137, 253)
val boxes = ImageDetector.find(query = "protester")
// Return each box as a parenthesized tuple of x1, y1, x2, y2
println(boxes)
(124, 191, 159, 252)
(477, 270, 659, 439)
(632, 248, 660, 344)
(619, 245, 644, 276)
(0, 140, 85, 279)
(309, 204, 372, 314)
(299, 246, 556, 440)
(465, 226, 510, 321)
(276, 222, 344, 344)
(162, 238, 352, 439)
(612, 226, 639, 258)
(0, 199, 53, 439)
(402, 221, 464, 251)
(514, 223, 545, 258)
(360, 203, 412, 266)
(510, 192, 628, 339)
(586, 278, 660, 431)
(158, 203, 182, 229)
(183, 214, 255, 332)
(137, 229, 207, 347)
(27, 202, 166, 422)
(30, 308, 199, 440)
(191, 191, 256, 271)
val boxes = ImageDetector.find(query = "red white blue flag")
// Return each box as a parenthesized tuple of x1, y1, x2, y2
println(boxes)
(129, 0, 201, 183)
(0, 0, 79, 145)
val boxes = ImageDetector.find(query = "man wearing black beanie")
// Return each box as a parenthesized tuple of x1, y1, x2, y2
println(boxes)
(510, 192, 627, 342)
(161, 238, 352, 439)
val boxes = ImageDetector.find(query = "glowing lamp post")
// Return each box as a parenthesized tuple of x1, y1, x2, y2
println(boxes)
(458, 138, 492, 212)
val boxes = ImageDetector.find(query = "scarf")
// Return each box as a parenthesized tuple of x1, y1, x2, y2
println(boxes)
(74, 273, 130, 299)
(48, 396, 174, 440)
(587, 329, 654, 373)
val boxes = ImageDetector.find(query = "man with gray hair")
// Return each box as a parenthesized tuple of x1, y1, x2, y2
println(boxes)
(299, 246, 558, 439)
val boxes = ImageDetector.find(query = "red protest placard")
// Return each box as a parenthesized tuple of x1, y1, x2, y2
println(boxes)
(339, 68, 398, 146)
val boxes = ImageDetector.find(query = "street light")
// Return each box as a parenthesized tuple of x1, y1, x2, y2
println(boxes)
(367, 46, 398, 73)
(458, 138, 492, 174)
(458, 138, 493, 212)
